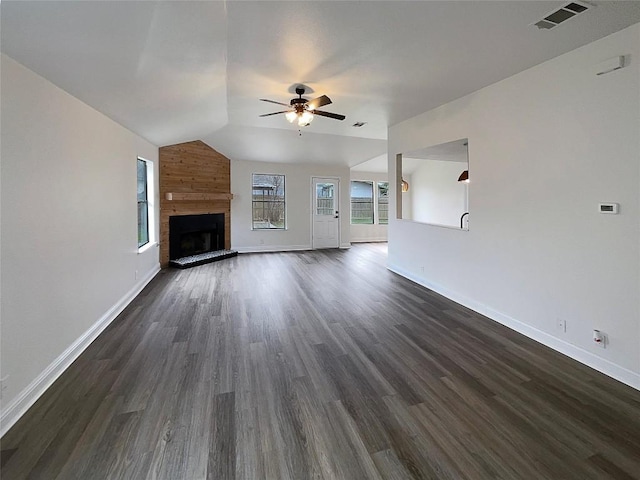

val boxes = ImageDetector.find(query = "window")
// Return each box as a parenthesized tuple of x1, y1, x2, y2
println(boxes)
(252, 174, 285, 229)
(378, 181, 389, 225)
(316, 183, 335, 215)
(350, 181, 374, 224)
(137, 158, 149, 248)
(350, 180, 389, 225)
(137, 157, 154, 250)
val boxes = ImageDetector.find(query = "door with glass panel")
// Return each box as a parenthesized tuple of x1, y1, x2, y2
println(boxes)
(312, 177, 340, 249)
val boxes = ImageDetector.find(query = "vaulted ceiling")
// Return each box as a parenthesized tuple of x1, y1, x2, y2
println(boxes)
(2, 1, 639, 168)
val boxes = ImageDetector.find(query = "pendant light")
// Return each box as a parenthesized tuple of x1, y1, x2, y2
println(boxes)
(457, 170, 469, 183)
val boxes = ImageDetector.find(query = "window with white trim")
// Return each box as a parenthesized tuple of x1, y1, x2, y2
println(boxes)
(350, 181, 374, 224)
(252, 174, 286, 229)
(137, 157, 155, 249)
(377, 181, 389, 225)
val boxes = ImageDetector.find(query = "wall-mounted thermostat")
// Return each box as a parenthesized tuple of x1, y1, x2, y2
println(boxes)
(598, 203, 619, 214)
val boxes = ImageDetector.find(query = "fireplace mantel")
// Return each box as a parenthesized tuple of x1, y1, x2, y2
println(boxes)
(165, 192, 233, 201)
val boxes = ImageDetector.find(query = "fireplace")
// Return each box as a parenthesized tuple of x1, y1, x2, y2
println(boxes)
(169, 213, 225, 260)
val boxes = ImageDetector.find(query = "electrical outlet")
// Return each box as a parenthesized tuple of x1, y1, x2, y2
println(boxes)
(593, 330, 607, 348)
(557, 319, 567, 333)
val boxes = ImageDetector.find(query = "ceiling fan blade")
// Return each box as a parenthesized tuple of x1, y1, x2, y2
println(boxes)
(313, 110, 346, 121)
(307, 95, 332, 110)
(260, 98, 290, 107)
(259, 111, 290, 117)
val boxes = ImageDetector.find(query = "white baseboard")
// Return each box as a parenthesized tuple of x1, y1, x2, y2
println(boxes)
(0, 265, 161, 438)
(387, 263, 640, 392)
(235, 244, 311, 254)
(351, 238, 388, 243)
(340, 242, 352, 249)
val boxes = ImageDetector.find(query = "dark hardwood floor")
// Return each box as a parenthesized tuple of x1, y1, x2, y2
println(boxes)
(2, 243, 640, 479)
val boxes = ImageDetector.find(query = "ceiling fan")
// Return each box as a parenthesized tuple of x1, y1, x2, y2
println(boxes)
(259, 86, 346, 127)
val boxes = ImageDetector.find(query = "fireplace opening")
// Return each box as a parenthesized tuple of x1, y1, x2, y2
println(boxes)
(169, 213, 225, 260)
(180, 231, 216, 257)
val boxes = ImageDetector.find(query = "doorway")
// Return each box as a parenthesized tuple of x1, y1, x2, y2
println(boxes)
(312, 177, 340, 249)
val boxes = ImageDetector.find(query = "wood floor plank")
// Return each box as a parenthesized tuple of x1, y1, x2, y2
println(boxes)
(289, 376, 337, 480)
(588, 453, 638, 480)
(381, 394, 460, 480)
(207, 392, 236, 480)
(322, 400, 384, 480)
(2, 243, 640, 479)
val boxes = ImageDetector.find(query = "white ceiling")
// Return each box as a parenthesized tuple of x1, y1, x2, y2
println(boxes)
(355, 139, 469, 174)
(3, 1, 640, 168)
(403, 138, 469, 174)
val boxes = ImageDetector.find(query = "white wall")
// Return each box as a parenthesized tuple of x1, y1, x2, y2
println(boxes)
(350, 171, 388, 243)
(388, 24, 640, 389)
(231, 159, 351, 252)
(406, 159, 467, 228)
(1, 54, 160, 434)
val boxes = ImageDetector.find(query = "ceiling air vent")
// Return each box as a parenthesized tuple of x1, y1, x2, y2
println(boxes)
(352, 122, 367, 127)
(533, 2, 592, 30)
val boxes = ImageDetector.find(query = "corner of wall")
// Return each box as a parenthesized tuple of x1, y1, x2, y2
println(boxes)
(0, 266, 160, 438)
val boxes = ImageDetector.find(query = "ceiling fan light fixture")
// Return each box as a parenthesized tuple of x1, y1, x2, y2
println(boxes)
(259, 87, 344, 127)
(298, 111, 314, 126)
(285, 111, 297, 123)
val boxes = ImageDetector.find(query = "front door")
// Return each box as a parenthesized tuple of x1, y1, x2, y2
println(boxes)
(312, 177, 340, 249)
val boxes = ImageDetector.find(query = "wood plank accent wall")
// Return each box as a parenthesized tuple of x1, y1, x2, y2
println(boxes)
(159, 140, 231, 267)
